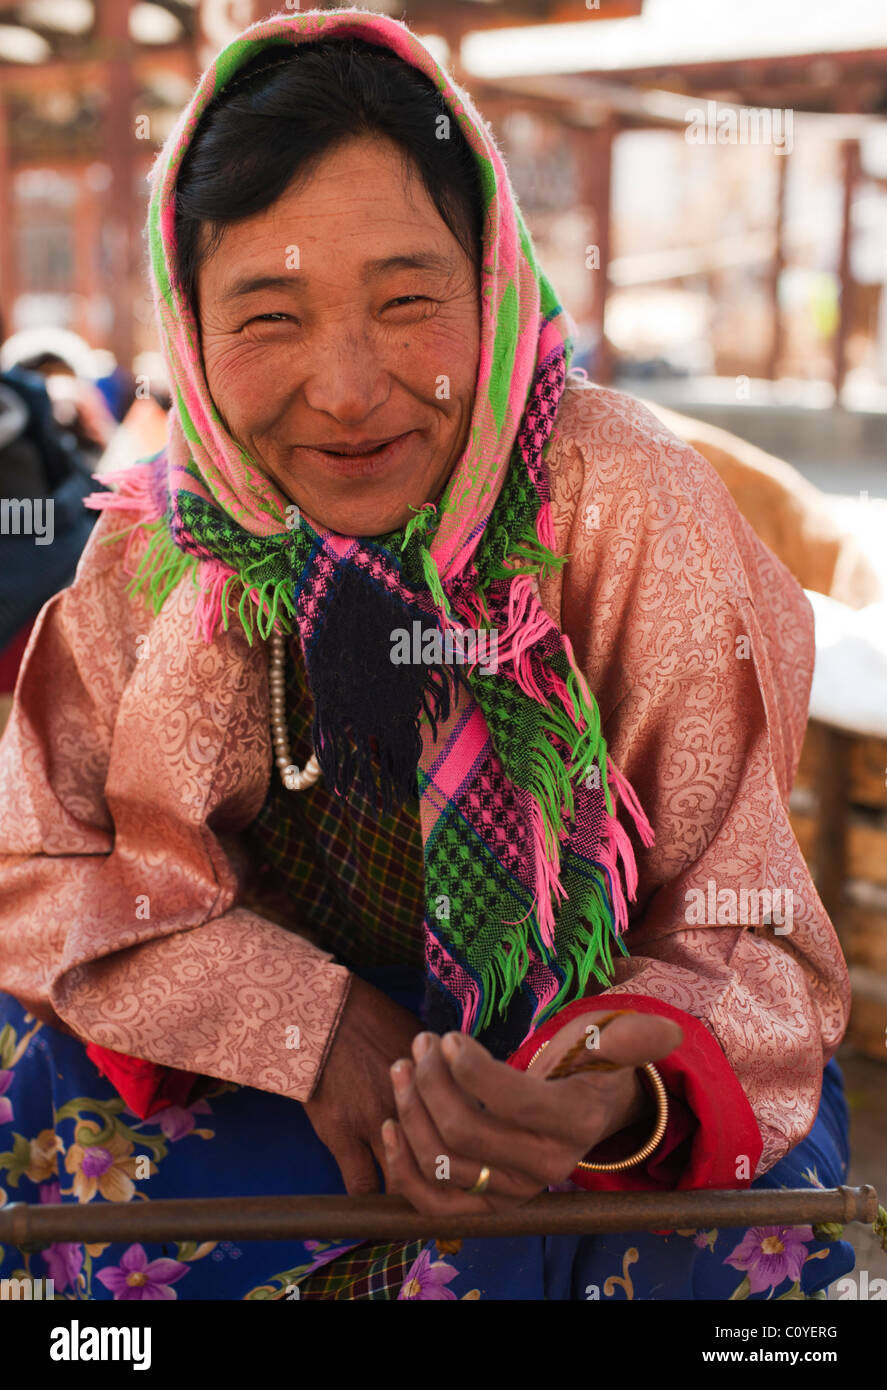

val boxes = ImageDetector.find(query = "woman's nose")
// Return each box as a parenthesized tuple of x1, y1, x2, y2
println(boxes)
(301, 327, 391, 420)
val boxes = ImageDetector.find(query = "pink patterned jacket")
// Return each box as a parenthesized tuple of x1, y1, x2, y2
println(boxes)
(0, 379, 850, 1184)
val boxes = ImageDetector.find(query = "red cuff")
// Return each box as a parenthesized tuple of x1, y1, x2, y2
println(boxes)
(507, 994, 763, 1192)
(85, 1042, 200, 1120)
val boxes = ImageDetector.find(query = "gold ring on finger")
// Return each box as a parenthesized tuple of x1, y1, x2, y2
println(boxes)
(465, 1163, 491, 1196)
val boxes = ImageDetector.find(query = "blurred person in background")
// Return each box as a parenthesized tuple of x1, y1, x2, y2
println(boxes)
(0, 320, 110, 665)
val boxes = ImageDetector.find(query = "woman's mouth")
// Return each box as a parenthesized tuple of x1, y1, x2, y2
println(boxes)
(303, 431, 415, 478)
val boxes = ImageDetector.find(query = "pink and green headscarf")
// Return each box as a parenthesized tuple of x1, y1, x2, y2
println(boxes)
(87, 7, 654, 1055)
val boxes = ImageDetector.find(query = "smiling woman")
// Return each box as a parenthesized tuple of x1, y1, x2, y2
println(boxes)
(194, 137, 479, 536)
(0, 8, 856, 1303)
(175, 39, 484, 536)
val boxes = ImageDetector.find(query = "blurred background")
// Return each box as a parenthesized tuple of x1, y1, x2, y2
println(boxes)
(0, 0, 885, 1287)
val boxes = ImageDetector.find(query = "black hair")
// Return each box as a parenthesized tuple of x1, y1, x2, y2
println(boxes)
(171, 37, 485, 315)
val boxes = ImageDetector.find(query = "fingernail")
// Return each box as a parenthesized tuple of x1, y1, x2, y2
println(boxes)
(381, 1119, 397, 1152)
(412, 1032, 432, 1061)
(441, 1033, 462, 1062)
(390, 1059, 410, 1092)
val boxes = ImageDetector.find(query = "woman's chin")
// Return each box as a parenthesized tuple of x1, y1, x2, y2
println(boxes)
(293, 496, 424, 538)
(287, 473, 451, 537)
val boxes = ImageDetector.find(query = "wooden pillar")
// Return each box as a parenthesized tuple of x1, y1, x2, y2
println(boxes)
(813, 721, 849, 945)
(97, 0, 136, 369)
(767, 152, 789, 382)
(569, 117, 616, 385)
(75, 160, 102, 346)
(834, 139, 860, 405)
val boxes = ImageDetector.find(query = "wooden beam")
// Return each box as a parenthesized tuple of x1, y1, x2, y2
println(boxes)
(97, 0, 137, 369)
(387, 0, 642, 33)
(768, 151, 789, 381)
(0, 1185, 878, 1248)
(0, 45, 196, 91)
(571, 47, 887, 99)
(569, 117, 616, 384)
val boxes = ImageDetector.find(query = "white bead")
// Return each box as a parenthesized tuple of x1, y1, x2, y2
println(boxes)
(266, 632, 322, 794)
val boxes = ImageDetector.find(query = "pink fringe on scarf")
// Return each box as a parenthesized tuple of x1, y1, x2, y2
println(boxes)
(494, 575, 560, 704)
(536, 498, 556, 552)
(525, 953, 563, 1031)
(587, 757, 656, 940)
(83, 462, 164, 521)
(192, 558, 238, 644)
(84, 463, 246, 643)
(426, 936, 483, 1035)
(528, 795, 569, 952)
(606, 754, 656, 848)
(560, 630, 594, 711)
(83, 463, 168, 582)
(596, 815, 637, 934)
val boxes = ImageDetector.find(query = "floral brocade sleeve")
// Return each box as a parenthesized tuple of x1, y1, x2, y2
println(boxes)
(0, 506, 351, 1115)
(530, 380, 850, 1183)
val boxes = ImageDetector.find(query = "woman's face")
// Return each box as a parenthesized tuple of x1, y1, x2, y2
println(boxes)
(196, 133, 481, 537)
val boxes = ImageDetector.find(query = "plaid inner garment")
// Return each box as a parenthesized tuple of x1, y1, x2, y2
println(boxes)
(239, 634, 428, 1298)
(240, 632, 426, 970)
(297, 1239, 425, 1300)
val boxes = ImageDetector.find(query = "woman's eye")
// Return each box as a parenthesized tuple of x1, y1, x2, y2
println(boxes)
(250, 313, 292, 324)
(386, 295, 431, 309)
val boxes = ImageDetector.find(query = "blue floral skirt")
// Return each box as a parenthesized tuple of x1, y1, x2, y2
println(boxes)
(0, 972, 856, 1301)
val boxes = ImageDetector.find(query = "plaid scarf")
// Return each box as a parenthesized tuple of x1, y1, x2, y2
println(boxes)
(86, 8, 654, 1058)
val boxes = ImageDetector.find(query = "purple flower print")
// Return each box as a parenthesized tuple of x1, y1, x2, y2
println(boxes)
(724, 1225, 815, 1294)
(42, 1241, 84, 1291)
(38, 1180, 83, 1292)
(65, 1131, 137, 1203)
(95, 1243, 189, 1300)
(0, 1070, 13, 1125)
(126, 1099, 212, 1142)
(398, 1248, 459, 1300)
(80, 1146, 114, 1179)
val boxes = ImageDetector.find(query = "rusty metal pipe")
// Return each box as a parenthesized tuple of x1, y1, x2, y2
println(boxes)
(0, 1186, 878, 1250)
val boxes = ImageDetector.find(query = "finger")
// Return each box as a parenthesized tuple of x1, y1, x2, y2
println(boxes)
(334, 1141, 383, 1197)
(407, 1038, 586, 1188)
(572, 1013, 683, 1071)
(390, 1057, 543, 1197)
(381, 1119, 536, 1218)
(439, 1012, 681, 1132)
(382, 1116, 469, 1215)
(433, 1030, 603, 1140)
(369, 1138, 390, 1191)
(391, 1058, 465, 1187)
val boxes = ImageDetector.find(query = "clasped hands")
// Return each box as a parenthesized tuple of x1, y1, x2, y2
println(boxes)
(304, 975, 683, 1214)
